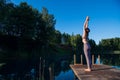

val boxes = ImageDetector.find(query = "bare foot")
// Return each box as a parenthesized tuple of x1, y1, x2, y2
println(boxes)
(84, 68, 91, 72)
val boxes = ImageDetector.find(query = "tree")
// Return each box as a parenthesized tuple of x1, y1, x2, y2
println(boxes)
(99, 38, 120, 51)
(53, 30, 62, 44)
(0, 0, 14, 34)
(1, 2, 37, 38)
(75, 34, 83, 54)
(41, 7, 56, 44)
(70, 33, 76, 47)
(62, 33, 71, 45)
(0, 0, 7, 22)
(89, 39, 97, 53)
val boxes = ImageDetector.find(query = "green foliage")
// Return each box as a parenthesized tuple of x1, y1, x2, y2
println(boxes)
(62, 33, 71, 45)
(52, 30, 62, 44)
(6, 2, 36, 38)
(70, 33, 76, 47)
(0, 0, 7, 22)
(89, 39, 97, 53)
(40, 7, 56, 44)
(61, 33, 97, 54)
(0, 1, 56, 44)
(0, 0, 98, 58)
(71, 34, 83, 53)
(2, 0, 120, 66)
(0, 1, 56, 61)
(99, 37, 120, 51)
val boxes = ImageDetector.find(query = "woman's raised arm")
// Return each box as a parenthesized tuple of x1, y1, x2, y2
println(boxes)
(83, 16, 89, 29)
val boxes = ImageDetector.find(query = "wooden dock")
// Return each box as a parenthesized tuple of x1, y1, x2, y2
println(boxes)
(70, 64, 120, 80)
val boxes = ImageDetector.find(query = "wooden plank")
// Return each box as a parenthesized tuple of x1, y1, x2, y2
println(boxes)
(70, 64, 120, 80)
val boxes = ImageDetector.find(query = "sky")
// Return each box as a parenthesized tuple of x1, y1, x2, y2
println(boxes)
(11, 0, 120, 44)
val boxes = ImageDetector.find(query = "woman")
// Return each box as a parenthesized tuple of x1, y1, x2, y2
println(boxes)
(82, 16, 92, 72)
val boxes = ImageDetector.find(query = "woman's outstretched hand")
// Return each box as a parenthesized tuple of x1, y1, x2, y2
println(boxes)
(86, 16, 89, 21)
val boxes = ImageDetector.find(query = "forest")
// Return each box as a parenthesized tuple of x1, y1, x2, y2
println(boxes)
(0, 0, 120, 62)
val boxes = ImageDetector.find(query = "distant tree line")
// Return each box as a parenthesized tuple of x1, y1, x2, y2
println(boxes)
(99, 38, 120, 51)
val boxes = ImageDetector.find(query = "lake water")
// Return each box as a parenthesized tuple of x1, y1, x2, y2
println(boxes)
(55, 57, 120, 80)
(55, 70, 74, 80)
(0, 54, 120, 80)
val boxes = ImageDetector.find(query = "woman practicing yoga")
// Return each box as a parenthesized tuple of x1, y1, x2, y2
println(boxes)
(82, 16, 92, 72)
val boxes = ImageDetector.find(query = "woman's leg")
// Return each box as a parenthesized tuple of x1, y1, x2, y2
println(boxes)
(84, 43, 91, 71)
(88, 48, 92, 68)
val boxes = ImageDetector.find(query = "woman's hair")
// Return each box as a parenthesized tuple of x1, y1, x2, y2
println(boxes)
(85, 28, 90, 33)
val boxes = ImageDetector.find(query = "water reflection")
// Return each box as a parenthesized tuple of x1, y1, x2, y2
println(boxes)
(0, 57, 73, 80)
(0, 54, 120, 80)
(55, 70, 74, 80)
(101, 54, 120, 66)
(112, 66, 120, 70)
(95, 58, 103, 64)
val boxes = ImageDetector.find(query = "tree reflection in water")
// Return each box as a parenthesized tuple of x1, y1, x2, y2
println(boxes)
(0, 55, 74, 80)
(0, 54, 120, 80)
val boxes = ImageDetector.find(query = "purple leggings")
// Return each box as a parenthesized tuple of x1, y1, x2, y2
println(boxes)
(84, 43, 92, 69)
